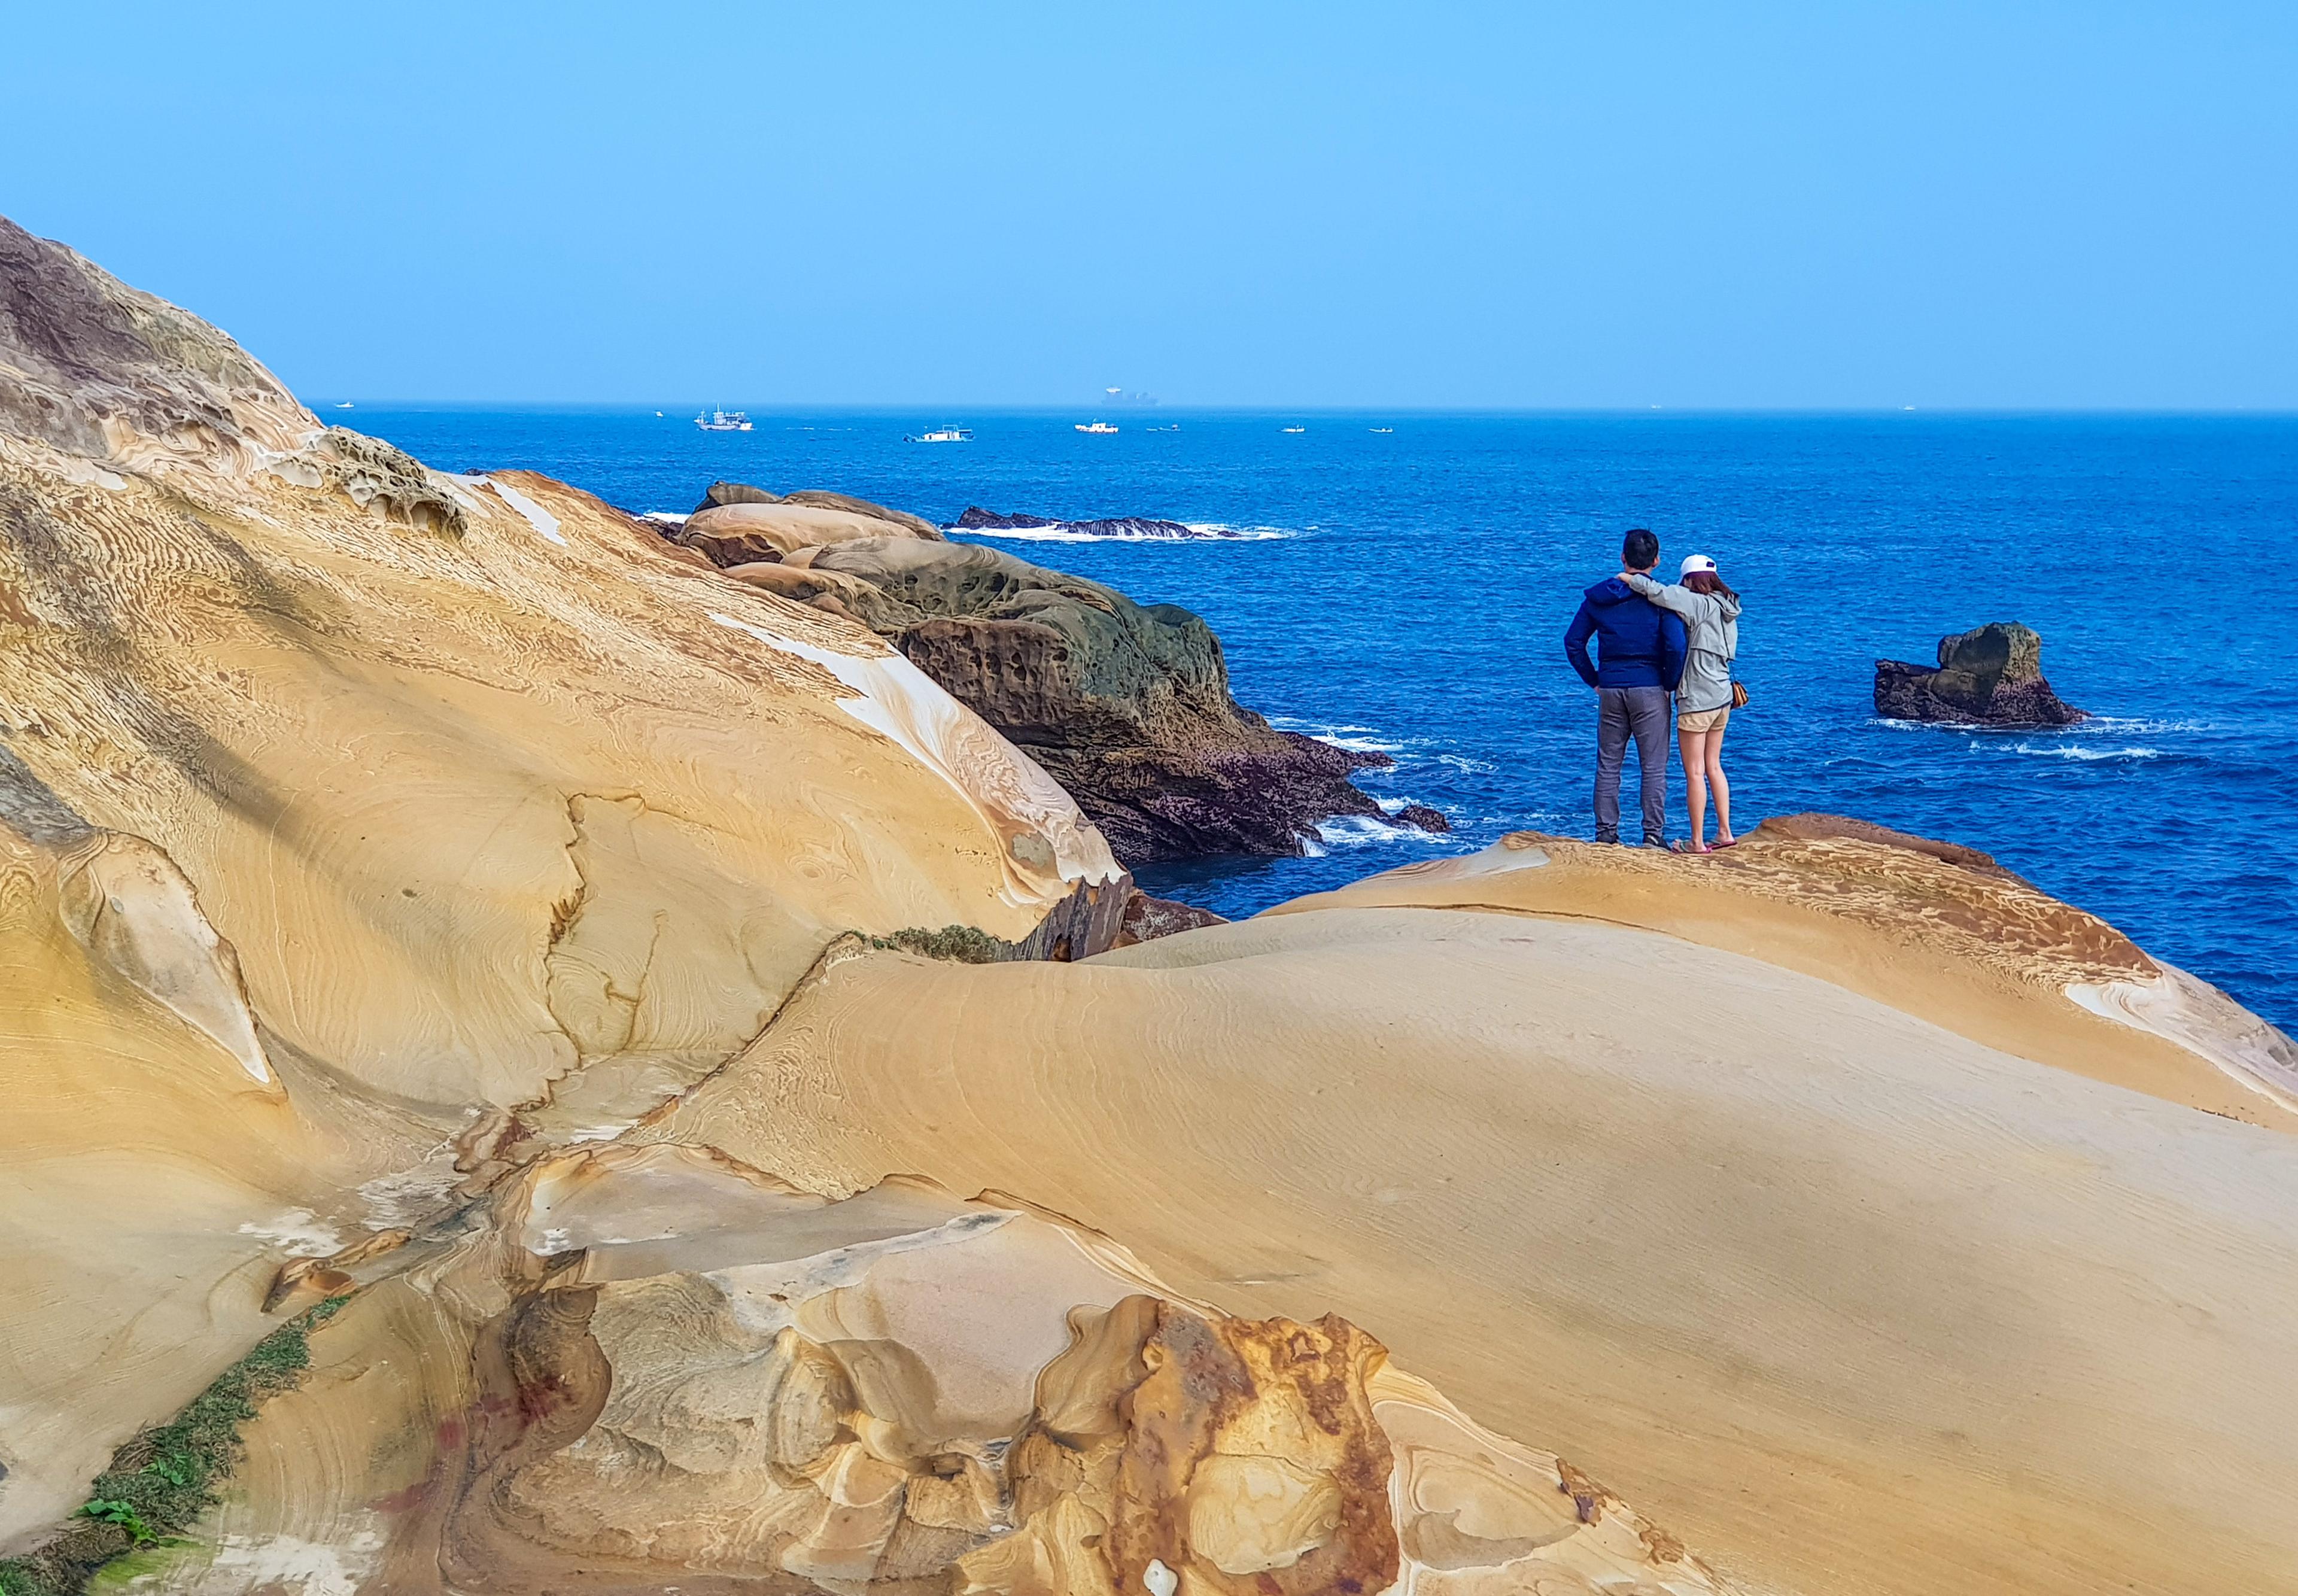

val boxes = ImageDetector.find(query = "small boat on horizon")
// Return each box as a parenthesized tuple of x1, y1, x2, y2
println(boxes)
(1281, 425, 1306, 434)
(1075, 421, 1119, 434)
(695, 410, 754, 432)
(906, 424, 973, 443)
(1369, 426, 1394, 433)
(335, 401, 354, 409)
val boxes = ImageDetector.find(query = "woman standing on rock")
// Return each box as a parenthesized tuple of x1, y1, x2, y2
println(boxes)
(1623, 555, 1743, 853)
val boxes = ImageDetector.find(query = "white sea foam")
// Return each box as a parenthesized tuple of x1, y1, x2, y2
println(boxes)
(640, 510, 688, 527)
(2001, 741, 2161, 762)
(955, 521, 1297, 543)
(1313, 814, 1453, 849)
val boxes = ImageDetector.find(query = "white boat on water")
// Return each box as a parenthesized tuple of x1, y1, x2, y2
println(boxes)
(1075, 421, 1119, 434)
(1281, 425, 1306, 434)
(695, 410, 754, 432)
(906, 425, 973, 443)
(1369, 427, 1394, 433)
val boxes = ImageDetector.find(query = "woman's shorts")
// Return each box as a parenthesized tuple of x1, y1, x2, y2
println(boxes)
(1677, 705, 1731, 733)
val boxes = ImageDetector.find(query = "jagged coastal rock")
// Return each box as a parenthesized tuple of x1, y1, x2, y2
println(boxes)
(953, 504, 1203, 539)
(1875, 621, 2087, 725)
(9, 215, 2298, 1596)
(664, 485, 1401, 861)
(805, 536, 1397, 862)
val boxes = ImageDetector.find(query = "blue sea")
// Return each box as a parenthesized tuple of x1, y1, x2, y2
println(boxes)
(352, 408, 2296, 1031)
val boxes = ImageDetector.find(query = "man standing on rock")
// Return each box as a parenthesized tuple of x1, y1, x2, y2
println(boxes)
(1564, 529, 1686, 847)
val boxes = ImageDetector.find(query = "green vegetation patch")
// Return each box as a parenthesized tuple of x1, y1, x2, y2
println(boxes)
(867, 924, 1011, 963)
(0, 1295, 350, 1596)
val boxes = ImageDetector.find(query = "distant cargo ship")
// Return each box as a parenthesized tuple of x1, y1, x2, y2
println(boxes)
(906, 425, 973, 443)
(1075, 421, 1119, 434)
(694, 410, 753, 431)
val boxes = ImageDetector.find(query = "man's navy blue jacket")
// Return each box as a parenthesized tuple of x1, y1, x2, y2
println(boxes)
(1564, 577, 1688, 691)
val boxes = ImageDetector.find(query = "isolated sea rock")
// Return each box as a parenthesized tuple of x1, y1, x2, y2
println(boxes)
(1874, 621, 2086, 726)
(807, 536, 1391, 863)
(954, 504, 1202, 539)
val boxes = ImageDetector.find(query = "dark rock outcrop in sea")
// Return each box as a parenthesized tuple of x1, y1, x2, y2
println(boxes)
(1874, 622, 2086, 727)
(1394, 803, 1451, 834)
(953, 506, 1203, 539)
(803, 536, 1393, 864)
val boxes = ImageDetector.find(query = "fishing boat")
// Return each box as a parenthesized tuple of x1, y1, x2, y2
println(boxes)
(905, 425, 973, 443)
(1369, 427, 1394, 434)
(1075, 421, 1119, 434)
(694, 410, 753, 432)
(1281, 425, 1306, 434)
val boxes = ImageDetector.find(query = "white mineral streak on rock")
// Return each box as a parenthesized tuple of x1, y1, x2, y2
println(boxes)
(2068, 968, 2298, 1114)
(236, 1209, 345, 1257)
(54, 832, 276, 1086)
(206, 1527, 384, 1595)
(482, 475, 569, 545)
(709, 611, 1120, 905)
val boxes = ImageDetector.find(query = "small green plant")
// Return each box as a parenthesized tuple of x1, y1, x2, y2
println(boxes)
(74, 1503, 153, 1546)
(0, 1294, 350, 1596)
(867, 923, 1010, 963)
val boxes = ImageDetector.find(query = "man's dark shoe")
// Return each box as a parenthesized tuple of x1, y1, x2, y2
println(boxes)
(1595, 831, 1621, 845)
(1642, 835, 1669, 849)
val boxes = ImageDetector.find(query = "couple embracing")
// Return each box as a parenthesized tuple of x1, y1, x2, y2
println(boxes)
(1563, 528, 1744, 853)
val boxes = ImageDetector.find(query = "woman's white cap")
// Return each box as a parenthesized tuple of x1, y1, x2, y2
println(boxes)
(1680, 554, 1718, 577)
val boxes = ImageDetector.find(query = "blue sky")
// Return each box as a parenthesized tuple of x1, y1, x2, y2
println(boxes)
(7, 2, 2293, 408)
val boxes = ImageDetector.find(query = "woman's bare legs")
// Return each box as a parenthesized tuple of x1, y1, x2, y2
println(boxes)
(1706, 726, 1733, 844)
(1679, 727, 1710, 849)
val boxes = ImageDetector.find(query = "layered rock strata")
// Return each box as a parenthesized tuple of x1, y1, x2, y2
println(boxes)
(1874, 621, 2086, 725)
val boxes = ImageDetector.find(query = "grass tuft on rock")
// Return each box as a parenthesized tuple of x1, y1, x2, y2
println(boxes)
(0, 1295, 351, 1596)
(867, 924, 1011, 963)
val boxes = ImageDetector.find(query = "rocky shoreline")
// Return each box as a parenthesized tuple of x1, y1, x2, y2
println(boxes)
(661, 481, 1418, 864)
(8, 212, 2298, 1596)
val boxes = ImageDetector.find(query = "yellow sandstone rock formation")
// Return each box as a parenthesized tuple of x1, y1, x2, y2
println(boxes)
(6, 212, 2298, 1596)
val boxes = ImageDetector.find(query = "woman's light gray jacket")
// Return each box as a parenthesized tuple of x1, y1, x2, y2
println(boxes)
(1624, 573, 1741, 714)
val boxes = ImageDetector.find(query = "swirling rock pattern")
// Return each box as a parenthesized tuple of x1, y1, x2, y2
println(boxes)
(139, 1149, 1720, 1595)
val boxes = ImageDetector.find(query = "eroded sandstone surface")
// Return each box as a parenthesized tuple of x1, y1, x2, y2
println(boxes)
(7, 214, 2298, 1596)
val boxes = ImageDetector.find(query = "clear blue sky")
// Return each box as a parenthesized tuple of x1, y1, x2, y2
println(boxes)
(7, 2, 2293, 408)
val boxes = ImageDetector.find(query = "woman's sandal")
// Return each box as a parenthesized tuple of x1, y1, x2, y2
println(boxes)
(1712, 837, 1738, 849)
(1671, 840, 1710, 855)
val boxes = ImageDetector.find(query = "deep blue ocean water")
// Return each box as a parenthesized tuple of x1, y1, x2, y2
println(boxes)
(352, 408, 2295, 1031)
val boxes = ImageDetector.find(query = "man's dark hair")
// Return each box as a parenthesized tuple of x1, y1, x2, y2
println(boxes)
(1622, 528, 1659, 570)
